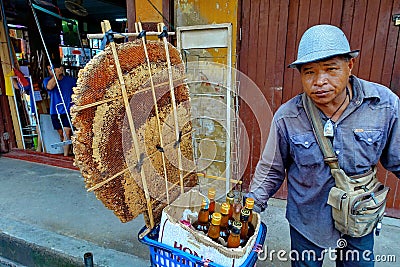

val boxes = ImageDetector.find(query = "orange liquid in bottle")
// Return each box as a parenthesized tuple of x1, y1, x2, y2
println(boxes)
(192, 198, 209, 234)
(244, 197, 255, 237)
(219, 203, 230, 242)
(240, 209, 250, 247)
(207, 212, 221, 243)
(227, 221, 242, 248)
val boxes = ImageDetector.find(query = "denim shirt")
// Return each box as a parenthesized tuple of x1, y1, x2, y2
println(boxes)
(248, 76, 400, 248)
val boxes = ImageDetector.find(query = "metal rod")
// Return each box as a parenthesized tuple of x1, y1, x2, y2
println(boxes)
(87, 31, 176, 39)
(197, 173, 242, 184)
(83, 252, 94, 267)
(29, 1, 74, 135)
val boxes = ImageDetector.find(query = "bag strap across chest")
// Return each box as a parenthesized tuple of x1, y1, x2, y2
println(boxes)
(302, 93, 340, 169)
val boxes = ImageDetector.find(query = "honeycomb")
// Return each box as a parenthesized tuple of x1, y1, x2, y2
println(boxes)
(71, 40, 197, 227)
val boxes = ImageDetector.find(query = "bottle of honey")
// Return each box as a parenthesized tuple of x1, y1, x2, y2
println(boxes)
(208, 188, 216, 221)
(239, 209, 250, 247)
(207, 212, 221, 243)
(244, 197, 255, 238)
(227, 221, 242, 248)
(219, 203, 230, 242)
(192, 198, 210, 234)
(226, 191, 235, 228)
(232, 193, 243, 222)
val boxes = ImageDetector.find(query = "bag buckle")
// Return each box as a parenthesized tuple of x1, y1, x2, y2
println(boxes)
(375, 221, 382, 236)
(375, 215, 385, 236)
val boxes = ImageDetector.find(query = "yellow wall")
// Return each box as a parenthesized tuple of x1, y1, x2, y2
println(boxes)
(134, 0, 239, 64)
(135, 0, 163, 22)
(175, 0, 238, 63)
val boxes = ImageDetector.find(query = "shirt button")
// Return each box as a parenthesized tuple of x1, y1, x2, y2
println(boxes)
(336, 150, 340, 155)
(305, 141, 309, 145)
(367, 138, 372, 142)
(356, 100, 361, 105)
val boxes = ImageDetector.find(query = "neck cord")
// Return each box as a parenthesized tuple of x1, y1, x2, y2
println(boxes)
(323, 87, 349, 137)
(327, 87, 349, 121)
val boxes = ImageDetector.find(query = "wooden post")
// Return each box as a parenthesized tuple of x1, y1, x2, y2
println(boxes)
(158, 22, 185, 194)
(0, 4, 23, 149)
(102, 20, 155, 228)
(137, 21, 171, 204)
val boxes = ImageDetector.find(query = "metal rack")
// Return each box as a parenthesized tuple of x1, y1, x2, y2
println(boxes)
(176, 23, 239, 194)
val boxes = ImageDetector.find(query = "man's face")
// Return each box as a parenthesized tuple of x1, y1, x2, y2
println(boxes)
(300, 56, 354, 106)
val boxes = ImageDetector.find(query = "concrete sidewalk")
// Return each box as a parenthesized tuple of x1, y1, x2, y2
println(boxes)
(0, 156, 399, 266)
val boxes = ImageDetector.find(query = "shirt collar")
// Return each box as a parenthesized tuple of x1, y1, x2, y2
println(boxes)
(350, 75, 380, 104)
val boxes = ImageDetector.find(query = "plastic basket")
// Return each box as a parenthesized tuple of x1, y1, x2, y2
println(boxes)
(138, 222, 267, 267)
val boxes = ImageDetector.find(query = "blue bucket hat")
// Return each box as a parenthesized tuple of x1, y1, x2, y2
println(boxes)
(288, 24, 359, 68)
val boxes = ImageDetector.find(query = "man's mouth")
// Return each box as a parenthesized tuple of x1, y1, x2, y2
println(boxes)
(313, 90, 330, 97)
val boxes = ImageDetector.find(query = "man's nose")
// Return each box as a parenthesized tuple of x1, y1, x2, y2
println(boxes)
(315, 72, 328, 86)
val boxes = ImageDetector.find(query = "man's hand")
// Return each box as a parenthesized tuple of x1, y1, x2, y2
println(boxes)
(54, 67, 63, 79)
(46, 66, 64, 90)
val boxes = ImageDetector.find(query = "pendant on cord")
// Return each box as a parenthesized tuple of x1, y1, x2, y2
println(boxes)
(324, 119, 334, 137)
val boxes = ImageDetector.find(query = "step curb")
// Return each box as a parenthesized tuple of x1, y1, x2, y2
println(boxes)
(0, 217, 150, 267)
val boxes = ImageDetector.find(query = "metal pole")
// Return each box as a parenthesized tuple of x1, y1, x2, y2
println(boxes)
(83, 252, 93, 267)
(29, 0, 74, 134)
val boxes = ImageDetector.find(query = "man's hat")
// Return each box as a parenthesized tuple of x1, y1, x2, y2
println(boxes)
(288, 24, 359, 69)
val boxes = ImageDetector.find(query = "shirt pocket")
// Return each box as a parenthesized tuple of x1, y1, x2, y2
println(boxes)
(290, 132, 321, 166)
(352, 129, 383, 165)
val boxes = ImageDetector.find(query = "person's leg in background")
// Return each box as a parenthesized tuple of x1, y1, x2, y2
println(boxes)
(62, 126, 72, 156)
(51, 114, 73, 156)
(59, 114, 73, 156)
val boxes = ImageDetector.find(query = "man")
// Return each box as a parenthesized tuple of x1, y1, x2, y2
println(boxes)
(43, 63, 76, 156)
(247, 24, 400, 266)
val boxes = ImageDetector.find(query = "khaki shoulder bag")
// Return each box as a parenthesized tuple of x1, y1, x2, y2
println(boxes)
(302, 93, 389, 237)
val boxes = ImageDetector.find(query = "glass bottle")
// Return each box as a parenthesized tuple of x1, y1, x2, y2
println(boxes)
(207, 212, 221, 243)
(232, 193, 243, 222)
(192, 198, 210, 234)
(219, 202, 230, 242)
(227, 221, 242, 248)
(208, 187, 216, 221)
(240, 209, 250, 247)
(244, 197, 255, 238)
(226, 191, 235, 228)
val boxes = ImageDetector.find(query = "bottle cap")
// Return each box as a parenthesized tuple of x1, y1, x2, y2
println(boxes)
(220, 203, 229, 215)
(245, 198, 254, 210)
(226, 191, 234, 204)
(231, 221, 242, 234)
(201, 198, 209, 209)
(211, 212, 221, 225)
(208, 188, 216, 199)
(240, 208, 250, 221)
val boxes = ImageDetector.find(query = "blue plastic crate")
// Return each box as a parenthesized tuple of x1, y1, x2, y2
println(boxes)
(138, 222, 267, 267)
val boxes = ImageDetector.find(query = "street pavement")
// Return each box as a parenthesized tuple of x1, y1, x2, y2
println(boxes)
(0, 156, 399, 267)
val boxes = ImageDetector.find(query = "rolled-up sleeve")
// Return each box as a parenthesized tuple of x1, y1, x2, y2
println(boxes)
(248, 118, 288, 212)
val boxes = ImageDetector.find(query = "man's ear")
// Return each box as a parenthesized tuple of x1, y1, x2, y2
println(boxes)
(348, 58, 355, 72)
